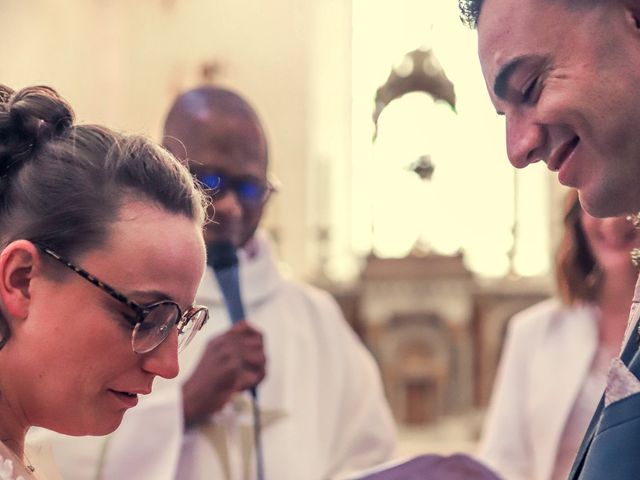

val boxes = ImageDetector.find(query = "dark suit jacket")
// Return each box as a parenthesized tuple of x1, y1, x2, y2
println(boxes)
(569, 304, 640, 479)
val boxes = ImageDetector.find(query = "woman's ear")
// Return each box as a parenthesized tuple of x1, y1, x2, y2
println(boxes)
(0, 240, 40, 321)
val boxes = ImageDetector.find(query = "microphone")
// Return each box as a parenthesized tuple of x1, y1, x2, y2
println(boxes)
(206, 239, 256, 403)
(207, 239, 265, 480)
(207, 239, 245, 324)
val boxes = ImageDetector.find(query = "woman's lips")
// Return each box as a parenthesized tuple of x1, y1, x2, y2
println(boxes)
(109, 389, 139, 408)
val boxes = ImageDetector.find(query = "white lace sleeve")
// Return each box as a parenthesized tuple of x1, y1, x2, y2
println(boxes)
(0, 443, 37, 480)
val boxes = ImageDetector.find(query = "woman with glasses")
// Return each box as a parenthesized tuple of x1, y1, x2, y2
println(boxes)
(0, 85, 208, 478)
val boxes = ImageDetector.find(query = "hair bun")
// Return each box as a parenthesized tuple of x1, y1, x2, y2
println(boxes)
(0, 85, 75, 174)
(0, 86, 13, 105)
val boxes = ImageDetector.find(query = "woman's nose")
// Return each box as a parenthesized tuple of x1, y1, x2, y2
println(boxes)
(141, 328, 180, 380)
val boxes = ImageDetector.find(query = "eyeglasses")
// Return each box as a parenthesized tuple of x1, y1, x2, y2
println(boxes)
(35, 244, 209, 354)
(194, 172, 278, 205)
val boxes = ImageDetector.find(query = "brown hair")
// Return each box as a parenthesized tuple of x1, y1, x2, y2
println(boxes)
(0, 84, 207, 343)
(555, 189, 599, 305)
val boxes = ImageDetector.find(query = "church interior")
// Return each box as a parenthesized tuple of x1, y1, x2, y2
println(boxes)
(4, 0, 576, 459)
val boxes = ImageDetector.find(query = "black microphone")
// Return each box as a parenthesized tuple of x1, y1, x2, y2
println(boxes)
(207, 239, 256, 403)
(207, 240, 245, 324)
(207, 239, 265, 480)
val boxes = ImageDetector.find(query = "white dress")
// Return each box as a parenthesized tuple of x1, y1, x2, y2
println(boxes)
(0, 443, 32, 480)
(0, 442, 63, 480)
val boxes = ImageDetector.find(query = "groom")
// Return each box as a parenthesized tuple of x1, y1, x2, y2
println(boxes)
(459, 0, 640, 478)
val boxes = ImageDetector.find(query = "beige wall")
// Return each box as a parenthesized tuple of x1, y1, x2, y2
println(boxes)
(1, 0, 352, 279)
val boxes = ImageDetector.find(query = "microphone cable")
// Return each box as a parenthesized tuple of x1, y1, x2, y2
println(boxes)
(250, 388, 265, 480)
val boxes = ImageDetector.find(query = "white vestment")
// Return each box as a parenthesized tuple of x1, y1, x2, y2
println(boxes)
(28, 232, 395, 480)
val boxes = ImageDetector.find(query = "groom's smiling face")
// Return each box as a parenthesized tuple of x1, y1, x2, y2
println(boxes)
(477, 0, 640, 218)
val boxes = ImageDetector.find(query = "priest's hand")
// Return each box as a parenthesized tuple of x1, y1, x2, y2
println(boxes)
(181, 321, 266, 429)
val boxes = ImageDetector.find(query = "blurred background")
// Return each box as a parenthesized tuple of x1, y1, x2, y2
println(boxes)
(3, 0, 568, 457)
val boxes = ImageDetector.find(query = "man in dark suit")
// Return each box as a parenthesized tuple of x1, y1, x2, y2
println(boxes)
(459, 0, 640, 478)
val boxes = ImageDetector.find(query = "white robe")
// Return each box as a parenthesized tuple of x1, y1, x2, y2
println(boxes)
(28, 232, 396, 480)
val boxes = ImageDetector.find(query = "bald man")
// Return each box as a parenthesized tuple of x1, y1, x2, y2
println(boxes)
(29, 86, 396, 480)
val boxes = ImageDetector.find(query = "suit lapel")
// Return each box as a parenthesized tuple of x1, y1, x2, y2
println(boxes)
(568, 310, 640, 479)
(568, 395, 604, 479)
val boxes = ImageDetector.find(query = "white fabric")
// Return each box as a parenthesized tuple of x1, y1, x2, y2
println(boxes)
(28, 231, 395, 480)
(478, 299, 601, 480)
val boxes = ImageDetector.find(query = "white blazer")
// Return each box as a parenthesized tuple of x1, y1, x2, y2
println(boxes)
(478, 298, 599, 480)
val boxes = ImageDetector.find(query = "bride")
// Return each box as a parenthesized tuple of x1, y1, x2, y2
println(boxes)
(0, 85, 208, 477)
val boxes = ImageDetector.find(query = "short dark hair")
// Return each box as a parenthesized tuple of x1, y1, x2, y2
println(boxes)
(0, 84, 207, 342)
(459, 0, 485, 28)
(163, 85, 268, 164)
(555, 190, 598, 305)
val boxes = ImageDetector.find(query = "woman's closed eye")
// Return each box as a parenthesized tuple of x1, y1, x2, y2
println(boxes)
(107, 301, 139, 328)
(121, 311, 138, 325)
